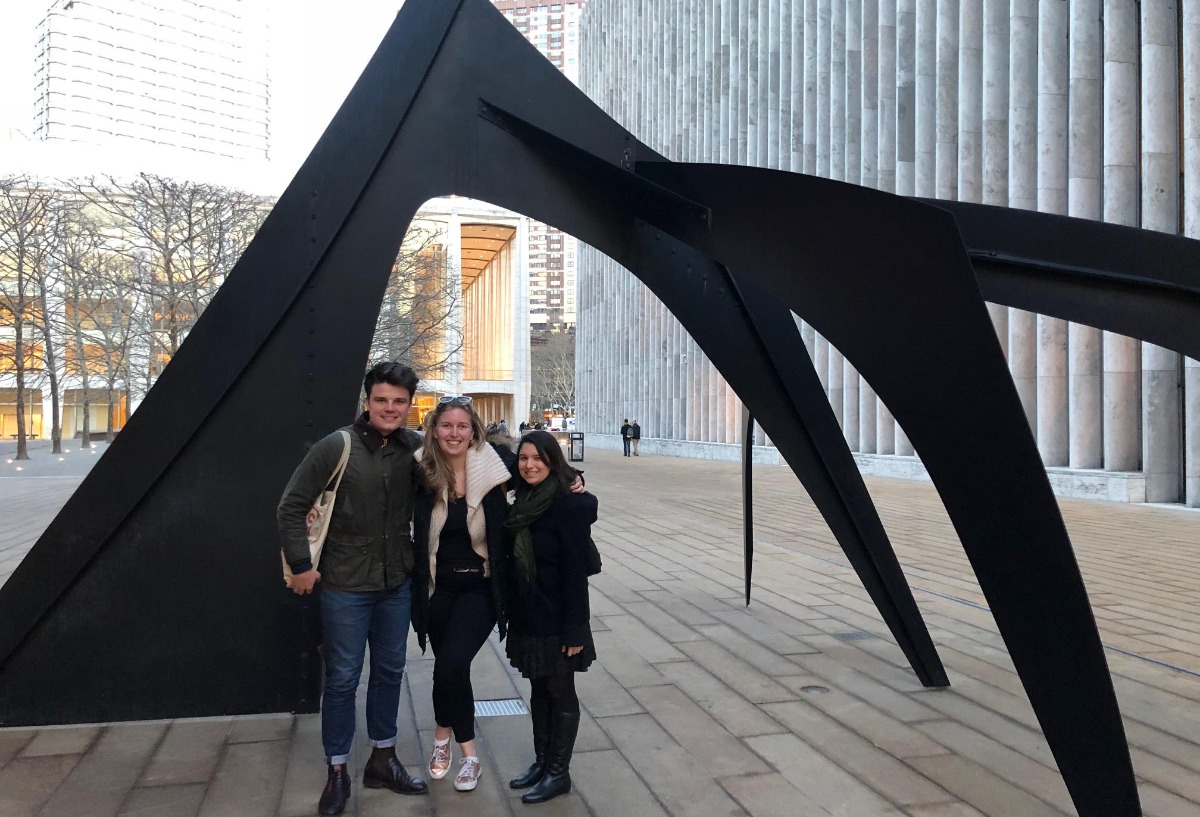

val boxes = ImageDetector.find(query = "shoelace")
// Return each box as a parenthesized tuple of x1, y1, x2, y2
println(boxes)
(456, 757, 480, 782)
(430, 742, 450, 772)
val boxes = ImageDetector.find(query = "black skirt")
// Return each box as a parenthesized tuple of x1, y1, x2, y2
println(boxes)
(505, 622, 597, 679)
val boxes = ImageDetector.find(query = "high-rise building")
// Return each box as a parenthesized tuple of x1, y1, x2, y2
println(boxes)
(490, 0, 585, 332)
(33, 0, 270, 161)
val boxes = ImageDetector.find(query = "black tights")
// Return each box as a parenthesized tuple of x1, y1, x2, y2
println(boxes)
(427, 572, 496, 743)
(531, 672, 579, 715)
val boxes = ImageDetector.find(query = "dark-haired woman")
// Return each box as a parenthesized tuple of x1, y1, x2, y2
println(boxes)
(412, 396, 513, 793)
(505, 430, 599, 805)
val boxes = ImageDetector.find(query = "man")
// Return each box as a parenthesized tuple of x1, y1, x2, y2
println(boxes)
(620, 419, 631, 456)
(278, 362, 428, 816)
(630, 420, 641, 456)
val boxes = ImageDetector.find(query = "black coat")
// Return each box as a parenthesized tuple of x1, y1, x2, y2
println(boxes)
(508, 490, 599, 647)
(411, 443, 516, 651)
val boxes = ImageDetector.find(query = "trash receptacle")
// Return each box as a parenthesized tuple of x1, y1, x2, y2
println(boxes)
(568, 432, 585, 462)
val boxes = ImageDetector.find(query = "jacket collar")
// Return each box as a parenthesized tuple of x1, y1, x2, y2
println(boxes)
(415, 442, 511, 508)
(353, 412, 416, 453)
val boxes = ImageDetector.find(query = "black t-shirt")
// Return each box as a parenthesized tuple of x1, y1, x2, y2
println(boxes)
(438, 497, 484, 574)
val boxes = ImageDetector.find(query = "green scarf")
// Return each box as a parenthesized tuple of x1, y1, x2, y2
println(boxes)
(506, 478, 561, 584)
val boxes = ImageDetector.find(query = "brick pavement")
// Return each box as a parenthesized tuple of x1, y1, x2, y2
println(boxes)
(0, 446, 1198, 816)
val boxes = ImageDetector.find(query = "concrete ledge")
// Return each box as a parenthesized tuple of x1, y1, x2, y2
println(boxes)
(581, 435, 1156, 505)
(580, 433, 782, 465)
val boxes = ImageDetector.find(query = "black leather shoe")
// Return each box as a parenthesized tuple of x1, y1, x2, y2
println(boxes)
(319, 765, 350, 816)
(521, 769, 571, 804)
(509, 760, 546, 790)
(363, 747, 429, 795)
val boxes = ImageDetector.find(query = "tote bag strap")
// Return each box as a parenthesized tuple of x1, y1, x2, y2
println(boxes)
(329, 430, 352, 491)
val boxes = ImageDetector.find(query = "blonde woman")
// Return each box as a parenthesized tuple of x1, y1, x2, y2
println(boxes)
(412, 396, 514, 792)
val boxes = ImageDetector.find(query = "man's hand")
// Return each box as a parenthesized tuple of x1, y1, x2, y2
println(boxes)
(569, 474, 585, 494)
(290, 569, 321, 595)
(562, 645, 583, 657)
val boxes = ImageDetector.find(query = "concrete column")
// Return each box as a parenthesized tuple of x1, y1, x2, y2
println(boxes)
(860, 379, 879, 454)
(958, 1, 982, 202)
(896, 0, 916, 194)
(1103, 0, 1140, 472)
(935, 0, 959, 199)
(878, 0, 898, 193)
(831, 0, 847, 180)
(778, 0, 792, 170)
(1188, 356, 1200, 506)
(766, 0, 781, 168)
(1009, 2, 1039, 438)
(977, 0, 1009, 364)
(1009, 311, 1038, 433)
(1185, 0, 1200, 504)
(982, 0, 1009, 205)
(1141, 1, 1182, 503)
(1035, 0, 1068, 467)
(844, 359, 860, 449)
(747, 0, 761, 165)
(828, 341, 845, 431)
(805, 0, 820, 173)
(1068, 0, 1103, 469)
(818, 0, 832, 176)
(846, 0, 863, 184)
(915, 0, 936, 195)
(1009, 0, 1037, 211)
(861, 0, 881, 448)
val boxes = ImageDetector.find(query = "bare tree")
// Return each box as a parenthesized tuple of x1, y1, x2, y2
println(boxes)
(0, 175, 54, 460)
(370, 224, 463, 378)
(530, 329, 576, 420)
(49, 196, 133, 445)
(71, 173, 269, 377)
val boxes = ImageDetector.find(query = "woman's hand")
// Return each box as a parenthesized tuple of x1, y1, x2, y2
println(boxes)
(562, 644, 583, 657)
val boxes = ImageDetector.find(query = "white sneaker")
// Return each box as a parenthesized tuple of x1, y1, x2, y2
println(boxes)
(429, 739, 451, 780)
(453, 756, 481, 791)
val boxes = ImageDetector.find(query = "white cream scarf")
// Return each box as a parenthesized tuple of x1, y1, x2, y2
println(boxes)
(416, 443, 511, 589)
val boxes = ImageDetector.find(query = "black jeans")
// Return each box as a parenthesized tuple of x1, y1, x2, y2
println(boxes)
(622, 437, 631, 456)
(427, 569, 496, 743)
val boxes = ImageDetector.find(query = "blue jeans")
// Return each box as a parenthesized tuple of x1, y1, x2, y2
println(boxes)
(320, 580, 412, 765)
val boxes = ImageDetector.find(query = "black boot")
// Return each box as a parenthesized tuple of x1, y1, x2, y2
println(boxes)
(510, 693, 552, 789)
(318, 764, 351, 816)
(521, 710, 580, 804)
(363, 746, 429, 795)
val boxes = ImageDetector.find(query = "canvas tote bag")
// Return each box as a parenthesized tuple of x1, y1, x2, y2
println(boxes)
(282, 430, 352, 587)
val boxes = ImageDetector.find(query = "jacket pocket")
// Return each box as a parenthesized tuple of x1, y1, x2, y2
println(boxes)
(321, 538, 375, 588)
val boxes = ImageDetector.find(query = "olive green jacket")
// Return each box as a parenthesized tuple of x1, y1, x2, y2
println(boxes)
(277, 415, 421, 591)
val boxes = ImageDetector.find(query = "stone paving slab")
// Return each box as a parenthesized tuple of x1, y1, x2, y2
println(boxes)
(1, 447, 1199, 816)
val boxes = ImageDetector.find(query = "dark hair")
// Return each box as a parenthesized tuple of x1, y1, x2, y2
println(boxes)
(516, 430, 574, 492)
(363, 361, 418, 399)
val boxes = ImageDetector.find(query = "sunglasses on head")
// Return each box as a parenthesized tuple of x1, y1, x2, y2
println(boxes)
(438, 395, 473, 406)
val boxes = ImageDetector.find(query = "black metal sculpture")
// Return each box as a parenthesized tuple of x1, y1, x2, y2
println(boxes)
(2, 0, 1196, 813)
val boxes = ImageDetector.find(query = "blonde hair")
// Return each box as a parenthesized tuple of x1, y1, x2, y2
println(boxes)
(419, 400, 488, 498)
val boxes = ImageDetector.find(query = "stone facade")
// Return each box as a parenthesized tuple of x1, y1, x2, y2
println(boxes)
(577, 0, 1200, 506)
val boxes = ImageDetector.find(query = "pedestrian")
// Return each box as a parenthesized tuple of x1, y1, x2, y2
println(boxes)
(630, 420, 641, 456)
(498, 419, 509, 435)
(619, 419, 631, 456)
(504, 430, 599, 804)
(277, 362, 428, 817)
(411, 396, 514, 793)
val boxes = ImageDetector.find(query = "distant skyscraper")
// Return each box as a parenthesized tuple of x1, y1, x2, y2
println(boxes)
(491, 0, 584, 332)
(33, 0, 270, 161)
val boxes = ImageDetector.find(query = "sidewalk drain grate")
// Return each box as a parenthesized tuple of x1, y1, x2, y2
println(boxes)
(834, 631, 874, 642)
(475, 698, 529, 717)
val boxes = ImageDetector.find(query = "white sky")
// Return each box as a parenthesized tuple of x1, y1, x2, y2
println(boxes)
(0, 0, 410, 192)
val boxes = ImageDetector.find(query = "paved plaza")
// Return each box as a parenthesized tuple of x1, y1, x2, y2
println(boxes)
(1, 443, 1198, 816)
